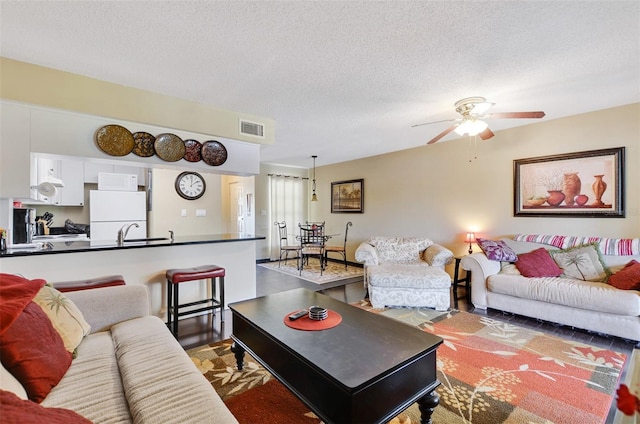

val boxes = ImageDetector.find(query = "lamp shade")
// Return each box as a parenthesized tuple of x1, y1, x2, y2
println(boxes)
(465, 232, 476, 254)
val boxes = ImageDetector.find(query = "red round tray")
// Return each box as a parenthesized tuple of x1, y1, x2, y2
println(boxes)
(283, 309, 342, 331)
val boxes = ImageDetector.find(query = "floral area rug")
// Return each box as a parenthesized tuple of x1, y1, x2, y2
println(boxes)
(258, 260, 363, 284)
(188, 303, 627, 424)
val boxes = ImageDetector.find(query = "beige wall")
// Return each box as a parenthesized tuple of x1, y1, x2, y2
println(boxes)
(148, 169, 224, 237)
(302, 103, 639, 267)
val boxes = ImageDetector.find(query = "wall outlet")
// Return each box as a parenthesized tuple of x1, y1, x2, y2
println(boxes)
(196, 209, 206, 217)
(181, 209, 187, 217)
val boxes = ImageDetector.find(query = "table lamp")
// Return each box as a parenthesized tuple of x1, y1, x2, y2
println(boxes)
(465, 232, 476, 254)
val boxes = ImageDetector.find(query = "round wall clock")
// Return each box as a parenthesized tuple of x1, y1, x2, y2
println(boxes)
(175, 171, 206, 200)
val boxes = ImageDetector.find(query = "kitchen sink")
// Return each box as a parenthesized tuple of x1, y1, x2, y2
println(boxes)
(122, 237, 170, 243)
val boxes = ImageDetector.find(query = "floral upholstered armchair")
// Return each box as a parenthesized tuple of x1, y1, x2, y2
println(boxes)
(355, 237, 454, 309)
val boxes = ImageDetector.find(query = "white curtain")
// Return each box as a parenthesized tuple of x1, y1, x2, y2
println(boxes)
(269, 175, 306, 260)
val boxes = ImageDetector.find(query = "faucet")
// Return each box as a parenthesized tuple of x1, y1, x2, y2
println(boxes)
(168, 230, 174, 242)
(117, 223, 139, 246)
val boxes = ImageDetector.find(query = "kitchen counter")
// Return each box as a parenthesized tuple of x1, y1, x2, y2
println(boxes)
(0, 234, 265, 318)
(0, 233, 264, 257)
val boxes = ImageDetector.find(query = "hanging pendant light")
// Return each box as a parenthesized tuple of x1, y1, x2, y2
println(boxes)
(311, 155, 318, 202)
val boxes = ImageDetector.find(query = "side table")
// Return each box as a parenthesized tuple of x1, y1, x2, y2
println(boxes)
(453, 256, 471, 307)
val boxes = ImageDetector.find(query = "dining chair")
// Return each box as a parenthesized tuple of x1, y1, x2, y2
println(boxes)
(324, 221, 352, 269)
(305, 221, 325, 236)
(274, 221, 300, 267)
(298, 223, 326, 275)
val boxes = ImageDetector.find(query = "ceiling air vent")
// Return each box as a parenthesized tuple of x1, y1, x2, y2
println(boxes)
(239, 120, 265, 138)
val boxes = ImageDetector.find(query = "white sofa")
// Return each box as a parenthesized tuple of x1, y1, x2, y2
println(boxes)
(2, 284, 238, 423)
(461, 237, 640, 342)
(355, 236, 454, 310)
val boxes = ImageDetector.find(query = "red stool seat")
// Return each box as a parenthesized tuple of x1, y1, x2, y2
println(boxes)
(166, 265, 225, 337)
(53, 275, 126, 292)
(167, 265, 225, 284)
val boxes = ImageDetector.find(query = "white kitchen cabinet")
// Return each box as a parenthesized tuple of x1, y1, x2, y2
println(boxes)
(58, 160, 84, 206)
(35, 157, 84, 206)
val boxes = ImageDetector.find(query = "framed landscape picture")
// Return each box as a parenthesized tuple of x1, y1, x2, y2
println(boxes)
(514, 147, 625, 218)
(331, 179, 364, 213)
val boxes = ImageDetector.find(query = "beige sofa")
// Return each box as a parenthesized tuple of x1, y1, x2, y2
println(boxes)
(2, 284, 238, 423)
(355, 236, 454, 310)
(461, 237, 640, 342)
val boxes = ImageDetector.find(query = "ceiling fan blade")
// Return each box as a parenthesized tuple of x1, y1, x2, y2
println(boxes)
(427, 124, 458, 144)
(485, 111, 545, 119)
(411, 118, 458, 128)
(478, 128, 494, 140)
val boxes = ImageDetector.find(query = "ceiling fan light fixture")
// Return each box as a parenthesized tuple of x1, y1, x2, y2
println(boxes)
(454, 118, 488, 136)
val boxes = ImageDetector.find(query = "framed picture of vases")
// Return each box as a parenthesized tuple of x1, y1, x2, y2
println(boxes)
(514, 147, 625, 217)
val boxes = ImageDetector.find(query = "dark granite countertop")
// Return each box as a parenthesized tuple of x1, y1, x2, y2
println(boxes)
(0, 234, 265, 258)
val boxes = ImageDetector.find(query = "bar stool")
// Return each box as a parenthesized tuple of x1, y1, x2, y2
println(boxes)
(166, 265, 225, 337)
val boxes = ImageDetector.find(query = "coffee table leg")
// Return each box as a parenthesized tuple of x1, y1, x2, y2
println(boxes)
(417, 389, 439, 424)
(230, 342, 245, 371)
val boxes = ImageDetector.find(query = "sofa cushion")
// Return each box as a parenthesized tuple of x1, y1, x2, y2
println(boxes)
(515, 248, 562, 277)
(41, 331, 132, 423)
(368, 264, 451, 289)
(550, 243, 610, 282)
(0, 302, 72, 403)
(487, 274, 640, 316)
(514, 234, 640, 256)
(377, 242, 421, 263)
(1, 390, 91, 423)
(111, 316, 238, 424)
(32, 285, 91, 355)
(499, 262, 521, 275)
(608, 260, 640, 290)
(476, 238, 518, 262)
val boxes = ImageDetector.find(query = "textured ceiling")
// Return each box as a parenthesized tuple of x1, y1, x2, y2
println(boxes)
(1, 1, 639, 168)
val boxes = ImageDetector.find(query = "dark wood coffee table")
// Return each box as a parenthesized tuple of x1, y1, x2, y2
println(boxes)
(229, 288, 442, 424)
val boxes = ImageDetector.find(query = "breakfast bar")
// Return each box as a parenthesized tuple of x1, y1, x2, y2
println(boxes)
(0, 234, 264, 319)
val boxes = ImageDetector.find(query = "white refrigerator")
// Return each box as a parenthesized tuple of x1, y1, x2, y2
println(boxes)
(90, 190, 147, 241)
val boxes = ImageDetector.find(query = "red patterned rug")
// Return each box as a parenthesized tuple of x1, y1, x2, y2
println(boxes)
(188, 304, 627, 423)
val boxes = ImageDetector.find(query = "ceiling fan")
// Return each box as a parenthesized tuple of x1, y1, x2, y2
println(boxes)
(413, 97, 545, 145)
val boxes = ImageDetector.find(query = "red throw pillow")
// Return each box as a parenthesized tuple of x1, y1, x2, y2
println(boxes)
(515, 248, 562, 277)
(0, 302, 72, 403)
(0, 273, 47, 336)
(608, 260, 640, 290)
(0, 390, 91, 423)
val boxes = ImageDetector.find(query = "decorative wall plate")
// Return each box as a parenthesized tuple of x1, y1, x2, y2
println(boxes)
(154, 133, 185, 162)
(95, 125, 135, 156)
(183, 139, 203, 162)
(132, 132, 156, 157)
(201, 140, 228, 166)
